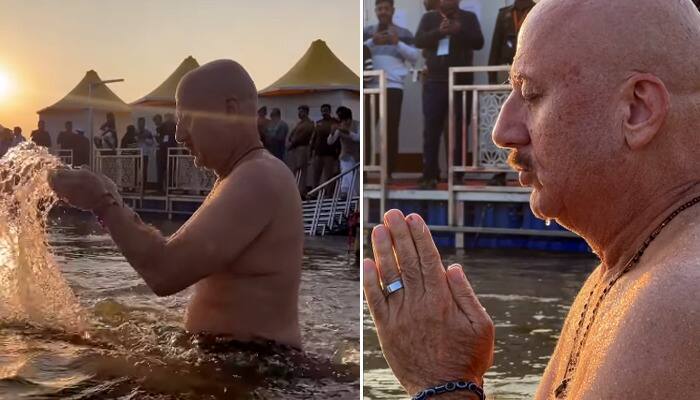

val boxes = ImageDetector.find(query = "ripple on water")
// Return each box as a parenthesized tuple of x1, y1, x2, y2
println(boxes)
(0, 145, 359, 398)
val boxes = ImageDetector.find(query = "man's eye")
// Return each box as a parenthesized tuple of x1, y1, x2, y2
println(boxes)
(522, 90, 541, 102)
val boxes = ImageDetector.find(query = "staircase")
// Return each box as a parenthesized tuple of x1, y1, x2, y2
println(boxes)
(300, 163, 360, 236)
(303, 196, 359, 235)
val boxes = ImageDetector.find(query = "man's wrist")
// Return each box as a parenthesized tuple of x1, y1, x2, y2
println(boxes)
(407, 376, 484, 399)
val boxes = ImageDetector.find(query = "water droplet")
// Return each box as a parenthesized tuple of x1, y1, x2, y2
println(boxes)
(545, 219, 552, 227)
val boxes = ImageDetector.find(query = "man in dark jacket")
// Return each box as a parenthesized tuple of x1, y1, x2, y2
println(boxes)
(415, 0, 484, 189)
(30, 120, 52, 149)
(489, 0, 536, 84)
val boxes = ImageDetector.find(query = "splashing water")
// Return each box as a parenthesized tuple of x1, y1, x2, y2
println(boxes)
(0, 142, 88, 333)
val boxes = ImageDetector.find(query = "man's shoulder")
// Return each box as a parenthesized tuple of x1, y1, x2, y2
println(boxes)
(394, 24, 414, 38)
(497, 5, 513, 15)
(419, 10, 440, 24)
(457, 8, 479, 21)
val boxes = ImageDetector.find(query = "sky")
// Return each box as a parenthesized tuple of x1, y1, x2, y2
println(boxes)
(0, 0, 360, 134)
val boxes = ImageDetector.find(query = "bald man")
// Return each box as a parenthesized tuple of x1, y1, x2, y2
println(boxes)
(364, 0, 700, 399)
(49, 60, 303, 349)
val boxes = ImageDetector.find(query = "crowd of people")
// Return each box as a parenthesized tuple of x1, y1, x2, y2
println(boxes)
(2, 103, 358, 199)
(257, 104, 360, 199)
(0, 113, 178, 193)
(364, 0, 536, 189)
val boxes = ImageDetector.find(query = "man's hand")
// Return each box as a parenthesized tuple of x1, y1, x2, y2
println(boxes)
(373, 30, 388, 45)
(448, 19, 461, 35)
(363, 210, 495, 397)
(48, 167, 120, 211)
(387, 27, 400, 45)
(439, 18, 451, 35)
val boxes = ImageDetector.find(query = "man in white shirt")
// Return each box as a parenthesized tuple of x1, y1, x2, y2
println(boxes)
(364, 0, 421, 179)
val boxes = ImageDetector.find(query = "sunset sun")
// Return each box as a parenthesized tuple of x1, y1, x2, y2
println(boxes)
(0, 70, 14, 102)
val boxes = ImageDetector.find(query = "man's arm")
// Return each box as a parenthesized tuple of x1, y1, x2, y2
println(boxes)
(415, 13, 444, 49)
(50, 165, 273, 297)
(99, 167, 273, 296)
(454, 12, 485, 51)
(397, 40, 421, 65)
(290, 122, 314, 147)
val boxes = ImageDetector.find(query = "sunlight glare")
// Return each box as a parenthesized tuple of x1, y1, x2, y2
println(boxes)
(0, 70, 14, 102)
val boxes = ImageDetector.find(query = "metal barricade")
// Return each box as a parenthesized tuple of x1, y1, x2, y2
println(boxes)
(362, 69, 388, 218)
(166, 147, 216, 195)
(55, 149, 74, 166)
(94, 148, 143, 193)
(448, 65, 513, 177)
(448, 65, 513, 237)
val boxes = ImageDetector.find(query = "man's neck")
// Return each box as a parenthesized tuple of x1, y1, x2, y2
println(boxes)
(582, 181, 700, 272)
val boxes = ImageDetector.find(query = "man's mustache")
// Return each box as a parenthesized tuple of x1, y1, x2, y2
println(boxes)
(507, 150, 532, 172)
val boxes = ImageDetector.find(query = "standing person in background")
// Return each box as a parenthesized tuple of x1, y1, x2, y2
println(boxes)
(415, 0, 484, 189)
(11, 127, 26, 148)
(327, 106, 359, 198)
(73, 129, 90, 167)
(286, 105, 314, 197)
(156, 113, 178, 193)
(488, 0, 536, 84)
(136, 117, 157, 191)
(265, 108, 288, 161)
(57, 121, 76, 151)
(364, 0, 420, 180)
(121, 125, 138, 149)
(257, 106, 270, 148)
(95, 112, 118, 155)
(30, 120, 52, 149)
(309, 104, 339, 190)
(0, 128, 12, 158)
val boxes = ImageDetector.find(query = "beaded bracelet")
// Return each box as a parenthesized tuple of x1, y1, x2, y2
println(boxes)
(412, 381, 485, 400)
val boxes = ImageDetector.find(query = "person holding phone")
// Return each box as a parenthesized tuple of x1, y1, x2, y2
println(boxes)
(363, 0, 420, 180)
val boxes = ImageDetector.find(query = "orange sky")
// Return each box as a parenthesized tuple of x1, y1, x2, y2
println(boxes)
(0, 0, 360, 134)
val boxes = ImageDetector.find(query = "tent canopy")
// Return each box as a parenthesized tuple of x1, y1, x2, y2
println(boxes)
(259, 40, 359, 97)
(131, 56, 200, 107)
(38, 70, 130, 114)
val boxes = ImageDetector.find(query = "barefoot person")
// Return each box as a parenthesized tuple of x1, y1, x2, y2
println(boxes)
(364, 0, 700, 398)
(49, 60, 303, 349)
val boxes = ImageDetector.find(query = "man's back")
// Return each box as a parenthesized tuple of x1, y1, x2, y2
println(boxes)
(185, 152, 303, 348)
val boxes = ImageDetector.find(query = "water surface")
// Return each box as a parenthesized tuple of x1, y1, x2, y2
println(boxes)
(0, 213, 360, 399)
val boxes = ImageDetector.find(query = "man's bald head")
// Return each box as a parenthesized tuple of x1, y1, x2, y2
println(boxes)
(493, 0, 700, 232)
(517, 0, 700, 94)
(174, 60, 263, 173)
(176, 59, 258, 117)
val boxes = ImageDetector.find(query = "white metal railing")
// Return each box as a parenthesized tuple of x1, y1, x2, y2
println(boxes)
(166, 147, 216, 195)
(448, 65, 513, 238)
(363, 69, 388, 219)
(94, 148, 143, 193)
(55, 149, 73, 166)
(305, 163, 360, 236)
(448, 65, 512, 177)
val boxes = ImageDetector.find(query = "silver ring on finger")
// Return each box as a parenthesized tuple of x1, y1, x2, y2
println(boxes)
(384, 279, 404, 297)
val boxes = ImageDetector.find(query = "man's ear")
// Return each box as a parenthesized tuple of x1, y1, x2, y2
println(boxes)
(621, 73, 670, 150)
(225, 97, 239, 115)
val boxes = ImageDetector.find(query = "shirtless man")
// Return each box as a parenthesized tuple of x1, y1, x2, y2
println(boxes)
(49, 60, 303, 349)
(364, 0, 700, 398)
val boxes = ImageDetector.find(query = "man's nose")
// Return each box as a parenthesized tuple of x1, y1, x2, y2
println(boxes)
(175, 126, 187, 143)
(492, 93, 530, 150)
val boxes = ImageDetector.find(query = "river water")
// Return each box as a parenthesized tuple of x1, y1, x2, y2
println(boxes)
(363, 248, 597, 400)
(0, 144, 359, 399)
